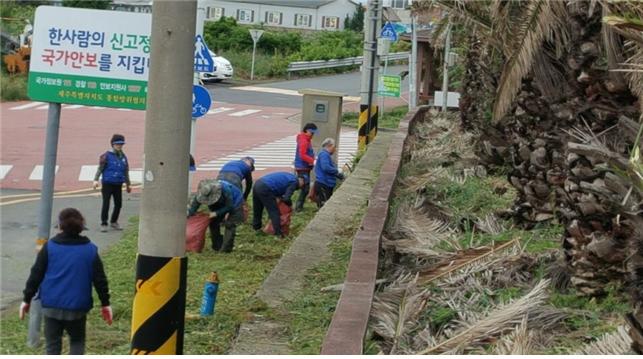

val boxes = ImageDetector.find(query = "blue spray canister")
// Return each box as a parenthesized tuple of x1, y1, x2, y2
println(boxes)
(200, 272, 219, 317)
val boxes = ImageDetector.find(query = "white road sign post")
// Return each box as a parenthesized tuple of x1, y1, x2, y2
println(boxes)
(249, 29, 264, 80)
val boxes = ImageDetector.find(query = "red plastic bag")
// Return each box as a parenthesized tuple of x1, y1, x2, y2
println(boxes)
(186, 214, 210, 253)
(263, 201, 293, 236)
(242, 202, 249, 222)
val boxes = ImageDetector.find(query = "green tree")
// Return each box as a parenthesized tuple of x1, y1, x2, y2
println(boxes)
(62, 0, 111, 9)
(346, 4, 364, 32)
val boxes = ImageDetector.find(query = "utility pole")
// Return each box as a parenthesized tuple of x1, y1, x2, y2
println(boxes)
(441, 22, 452, 112)
(130, 1, 196, 355)
(409, 15, 417, 109)
(359, 0, 381, 151)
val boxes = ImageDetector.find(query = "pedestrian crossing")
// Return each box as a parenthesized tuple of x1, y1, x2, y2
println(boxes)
(196, 131, 359, 171)
(7, 102, 274, 118)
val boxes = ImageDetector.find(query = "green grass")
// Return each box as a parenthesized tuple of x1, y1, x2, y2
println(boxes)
(217, 49, 290, 80)
(0, 202, 318, 354)
(1, 73, 28, 101)
(342, 106, 408, 129)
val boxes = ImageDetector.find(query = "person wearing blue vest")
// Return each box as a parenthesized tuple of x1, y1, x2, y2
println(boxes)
(216, 156, 255, 200)
(20, 208, 112, 355)
(93, 134, 131, 232)
(294, 123, 317, 212)
(187, 179, 244, 252)
(314, 138, 345, 208)
(252, 172, 306, 237)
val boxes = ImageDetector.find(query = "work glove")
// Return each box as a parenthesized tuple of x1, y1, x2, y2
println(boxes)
(19, 302, 30, 320)
(337, 173, 346, 180)
(101, 306, 113, 325)
(209, 212, 218, 219)
(93, 181, 99, 190)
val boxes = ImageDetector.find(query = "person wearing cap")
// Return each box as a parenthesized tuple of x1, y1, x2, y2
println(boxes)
(314, 138, 345, 208)
(93, 134, 131, 232)
(216, 157, 255, 200)
(252, 172, 306, 237)
(294, 123, 318, 212)
(187, 179, 244, 252)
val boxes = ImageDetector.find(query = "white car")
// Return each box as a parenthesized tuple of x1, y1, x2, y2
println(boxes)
(199, 50, 233, 83)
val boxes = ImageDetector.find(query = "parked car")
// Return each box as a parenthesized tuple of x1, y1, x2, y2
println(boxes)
(199, 50, 233, 83)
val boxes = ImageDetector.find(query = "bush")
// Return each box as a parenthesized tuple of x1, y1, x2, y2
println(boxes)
(295, 30, 362, 61)
(1, 73, 28, 101)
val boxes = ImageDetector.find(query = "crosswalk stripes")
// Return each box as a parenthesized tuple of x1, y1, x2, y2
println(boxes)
(207, 107, 235, 115)
(7, 102, 268, 118)
(196, 132, 359, 171)
(9, 102, 44, 110)
(78, 165, 98, 181)
(0, 165, 13, 180)
(29, 165, 60, 180)
(230, 109, 261, 117)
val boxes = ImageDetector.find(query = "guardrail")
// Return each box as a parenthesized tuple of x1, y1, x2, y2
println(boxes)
(286, 52, 409, 78)
(320, 106, 428, 354)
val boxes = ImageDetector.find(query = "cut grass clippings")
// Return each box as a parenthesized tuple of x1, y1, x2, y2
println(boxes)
(0, 201, 318, 355)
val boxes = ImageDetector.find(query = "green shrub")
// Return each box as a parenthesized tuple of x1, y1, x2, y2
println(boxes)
(1, 73, 28, 101)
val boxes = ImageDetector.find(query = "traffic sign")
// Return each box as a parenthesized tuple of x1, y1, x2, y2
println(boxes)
(192, 85, 211, 118)
(379, 75, 401, 97)
(28, 6, 151, 110)
(249, 29, 264, 42)
(194, 35, 214, 73)
(380, 22, 398, 42)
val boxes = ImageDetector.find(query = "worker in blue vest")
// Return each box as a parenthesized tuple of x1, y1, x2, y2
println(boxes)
(252, 172, 306, 237)
(20, 208, 112, 355)
(216, 156, 255, 200)
(314, 138, 345, 208)
(93, 134, 131, 232)
(188, 179, 244, 252)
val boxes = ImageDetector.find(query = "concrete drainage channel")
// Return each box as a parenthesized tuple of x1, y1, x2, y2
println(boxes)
(321, 106, 428, 354)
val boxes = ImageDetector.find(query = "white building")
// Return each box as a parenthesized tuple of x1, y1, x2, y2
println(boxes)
(201, 0, 361, 31)
(382, 0, 412, 24)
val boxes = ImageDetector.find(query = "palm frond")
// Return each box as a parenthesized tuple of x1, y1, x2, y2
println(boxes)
(416, 279, 551, 354)
(492, 1, 567, 122)
(493, 316, 534, 354)
(371, 274, 429, 354)
(574, 325, 633, 355)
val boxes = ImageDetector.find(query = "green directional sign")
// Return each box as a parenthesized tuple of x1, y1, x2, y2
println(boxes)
(379, 75, 401, 97)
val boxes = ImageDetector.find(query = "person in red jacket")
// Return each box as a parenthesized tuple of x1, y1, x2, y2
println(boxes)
(293, 123, 317, 212)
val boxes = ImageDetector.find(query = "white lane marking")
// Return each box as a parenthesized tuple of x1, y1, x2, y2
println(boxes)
(117, 108, 132, 111)
(207, 107, 235, 115)
(10, 102, 44, 110)
(78, 165, 98, 181)
(230, 86, 361, 102)
(64, 104, 85, 109)
(0, 165, 13, 180)
(36, 105, 50, 110)
(29, 165, 60, 180)
(129, 169, 143, 183)
(229, 109, 262, 117)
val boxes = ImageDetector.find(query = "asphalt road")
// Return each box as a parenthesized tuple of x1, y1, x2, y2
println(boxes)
(207, 65, 409, 108)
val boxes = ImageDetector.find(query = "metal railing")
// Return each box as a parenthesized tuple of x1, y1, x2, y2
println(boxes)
(286, 52, 409, 77)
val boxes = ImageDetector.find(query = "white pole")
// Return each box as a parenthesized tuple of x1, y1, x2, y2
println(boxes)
(409, 15, 417, 109)
(251, 41, 257, 80)
(188, 5, 206, 194)
(441, 23, 451, 112)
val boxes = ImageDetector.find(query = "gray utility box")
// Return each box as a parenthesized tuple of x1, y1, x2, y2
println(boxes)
(298, 89, 344, 164)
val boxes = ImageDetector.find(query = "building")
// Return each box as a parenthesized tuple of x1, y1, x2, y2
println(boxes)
(382, 0, 412, 24)
(201, 0, 361, 31)
(110, 0, 153, 13)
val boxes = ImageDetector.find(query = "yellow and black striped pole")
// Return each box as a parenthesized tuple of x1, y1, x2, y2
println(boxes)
(129, 0, 196, 355)
(131, 256, 187, 354)
(358, 104, 378, 151)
